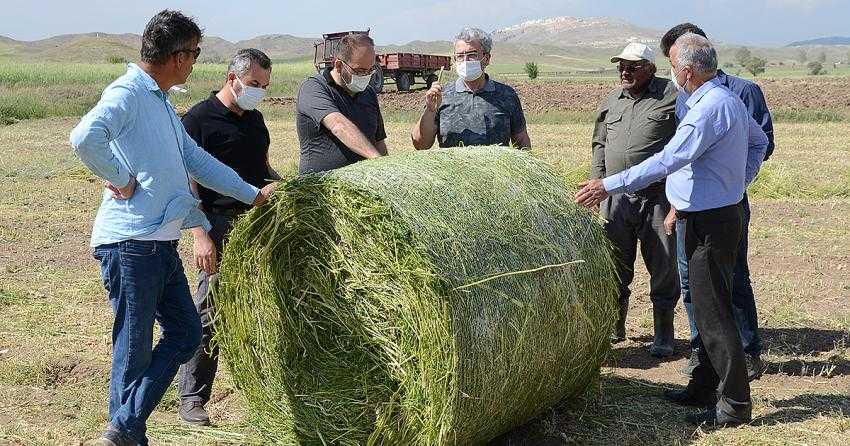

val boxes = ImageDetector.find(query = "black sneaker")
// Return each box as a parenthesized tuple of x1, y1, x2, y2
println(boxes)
(685, 408, 750, 427)
(663, 388, 717, 407)
(746, 354, 767, 381)
(680, 349, 700, 378)
(179, 400, 211, 426)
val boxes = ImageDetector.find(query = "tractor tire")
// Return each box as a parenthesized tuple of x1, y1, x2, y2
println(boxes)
(425, 73, 438, 89)
(370, 66, 384, 94)
(395, 72, 412, 92)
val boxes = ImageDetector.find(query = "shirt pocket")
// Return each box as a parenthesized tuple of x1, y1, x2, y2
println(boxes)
(605, 112, 624, 137)
(642, 111, 676, 142)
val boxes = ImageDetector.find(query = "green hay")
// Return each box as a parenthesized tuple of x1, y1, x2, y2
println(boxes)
(214, 147, 618, 445)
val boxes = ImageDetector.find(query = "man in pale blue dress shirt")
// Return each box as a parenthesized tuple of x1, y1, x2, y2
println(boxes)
(576, 33, 768, 427)
(661, 23, 774, 381)
(69, 10, 275, 446)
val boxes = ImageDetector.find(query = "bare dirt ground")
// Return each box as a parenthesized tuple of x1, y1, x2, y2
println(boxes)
(265, 76, 850, 115)
(1, 118, 848, 445)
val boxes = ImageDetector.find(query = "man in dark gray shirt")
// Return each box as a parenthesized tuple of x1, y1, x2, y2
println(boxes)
(296, 33, 387, 174)
(591, 42, 679, 357)
(411, 27, 530, 150)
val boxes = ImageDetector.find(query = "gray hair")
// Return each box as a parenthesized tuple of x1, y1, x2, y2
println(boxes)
(674, 32, 717, 76)
(455, 27, 493, 54)
(227, 48, 272, 78)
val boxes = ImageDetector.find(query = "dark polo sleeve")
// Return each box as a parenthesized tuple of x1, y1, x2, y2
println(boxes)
(373, 92, 387, 143)
(507, 87, 527, 136)
(296, 77, 340, 130)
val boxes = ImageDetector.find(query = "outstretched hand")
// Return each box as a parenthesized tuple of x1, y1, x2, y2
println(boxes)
(253, 182, 278, 207)
(575, 179, 609, 209)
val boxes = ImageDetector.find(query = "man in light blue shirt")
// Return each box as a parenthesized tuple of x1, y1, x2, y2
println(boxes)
(662, 23, 774, 382)
(576, 33, 768, 427)
(69, 10, 275, 446)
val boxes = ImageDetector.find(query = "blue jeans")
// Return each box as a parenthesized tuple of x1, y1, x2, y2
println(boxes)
(93, 240, 202, 445)
(678, 194, 763, 355)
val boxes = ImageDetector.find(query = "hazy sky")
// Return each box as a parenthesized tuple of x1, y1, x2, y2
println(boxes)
(3, 0, 846, 46)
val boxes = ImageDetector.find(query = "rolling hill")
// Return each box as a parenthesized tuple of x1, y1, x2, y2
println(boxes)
(493, 16, 660, 48)
(788, 37, 850, 47)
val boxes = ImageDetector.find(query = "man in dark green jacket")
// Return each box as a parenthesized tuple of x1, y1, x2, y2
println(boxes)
(591, 42, 679, 357)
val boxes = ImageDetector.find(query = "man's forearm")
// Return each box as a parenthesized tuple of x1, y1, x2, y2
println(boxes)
(511, 130, 531, 150)
(412, 110, 438, 150)
(327, 117, 381, 159)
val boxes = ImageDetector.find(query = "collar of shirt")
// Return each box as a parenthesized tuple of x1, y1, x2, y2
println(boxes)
(684, 76, 722, 110)
(716, 69, 730, 87)
(455, 74, 496, 94)
(127, 63, 165, 97)
(208, 90, 250, 119)
(321, 67, 361, 97)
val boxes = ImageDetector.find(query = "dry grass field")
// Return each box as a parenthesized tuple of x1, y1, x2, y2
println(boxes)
(1, 108, 848, 445)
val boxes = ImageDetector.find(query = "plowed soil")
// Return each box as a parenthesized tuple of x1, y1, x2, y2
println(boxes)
(268, 77, 850, 114)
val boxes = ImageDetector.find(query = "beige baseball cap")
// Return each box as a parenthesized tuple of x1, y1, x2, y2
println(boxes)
(611, 42, 656, 64)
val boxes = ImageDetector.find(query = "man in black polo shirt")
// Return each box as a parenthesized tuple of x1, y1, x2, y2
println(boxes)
(296, 33, 387, 174)
(176, 48, 278, 426)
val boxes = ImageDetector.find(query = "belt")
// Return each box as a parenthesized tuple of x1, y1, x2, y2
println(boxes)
(675, 201, 742, 220)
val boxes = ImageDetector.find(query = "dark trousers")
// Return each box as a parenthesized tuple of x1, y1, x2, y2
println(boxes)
(678, 194, 762, 355)
(177, 211, 235, 405)
(679, 202, 751, 419)
(93, 240, 202, 445)
(601, 189, 680, 312)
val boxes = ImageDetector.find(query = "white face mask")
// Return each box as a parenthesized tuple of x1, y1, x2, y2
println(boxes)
(347, 73, 372, 93)
(456, 60, 484, 81)
(670, 67, 687, 93)
(230, 76, 267, 111)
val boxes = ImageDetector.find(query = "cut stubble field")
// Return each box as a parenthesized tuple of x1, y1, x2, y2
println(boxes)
(0, 115, 848, 445)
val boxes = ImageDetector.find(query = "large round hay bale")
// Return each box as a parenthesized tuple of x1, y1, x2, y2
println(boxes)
(214, 147, 618, 445)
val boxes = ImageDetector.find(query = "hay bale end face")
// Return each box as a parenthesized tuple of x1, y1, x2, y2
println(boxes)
(214, 147, 618, 445)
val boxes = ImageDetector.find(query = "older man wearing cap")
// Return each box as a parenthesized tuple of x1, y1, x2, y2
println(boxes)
(591, 42, 679, 356)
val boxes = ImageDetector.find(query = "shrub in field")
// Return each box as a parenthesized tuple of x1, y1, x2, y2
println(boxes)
(215, 147, 618, 445)
(106, 56, 127, 64)
(745, 57, 767, 77)
(808, 61, 824, 75)
(524, 62, 539, 79)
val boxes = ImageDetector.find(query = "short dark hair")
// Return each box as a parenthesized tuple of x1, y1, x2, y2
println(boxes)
(337, 33, 375, 63)
(228, 48, 272, 78)
(660, 23, 708, 57)
(140, 10, 204, 65)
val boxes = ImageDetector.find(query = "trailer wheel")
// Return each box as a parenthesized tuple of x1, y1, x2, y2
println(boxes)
(425, 74, 439, 89)
(395, 72, 411, 92)
(370, 66, 384, 93)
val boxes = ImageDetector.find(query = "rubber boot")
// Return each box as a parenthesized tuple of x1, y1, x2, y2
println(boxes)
(649, 307, 674, 357)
